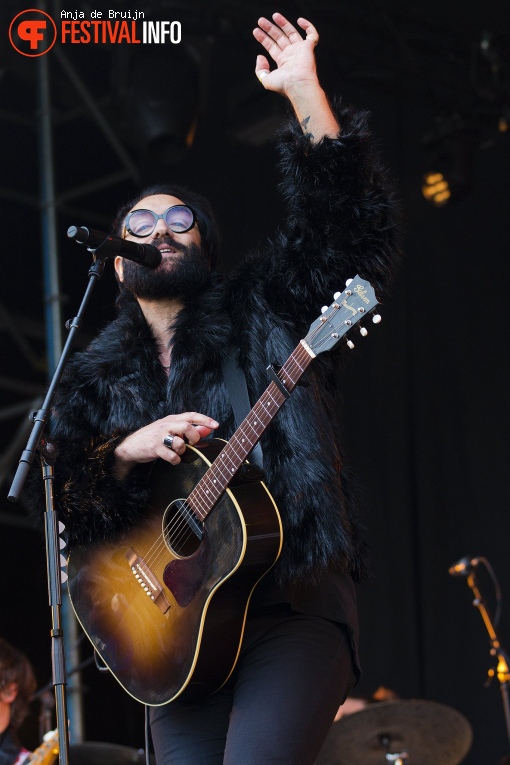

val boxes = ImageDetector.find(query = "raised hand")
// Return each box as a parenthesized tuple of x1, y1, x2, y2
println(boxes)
(253, 13, 340, 141)
(253, 13, 319, 97)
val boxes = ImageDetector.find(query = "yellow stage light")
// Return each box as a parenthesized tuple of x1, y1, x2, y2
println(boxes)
(421, 172, 452, 206)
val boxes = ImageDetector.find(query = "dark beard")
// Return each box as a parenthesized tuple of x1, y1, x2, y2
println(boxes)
(121, 239, 211, 300)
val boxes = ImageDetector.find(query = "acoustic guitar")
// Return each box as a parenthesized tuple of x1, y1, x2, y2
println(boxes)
(67, 277, 380, 705)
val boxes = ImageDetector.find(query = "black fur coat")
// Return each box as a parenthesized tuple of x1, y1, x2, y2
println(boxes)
(45, 101, 400, 586)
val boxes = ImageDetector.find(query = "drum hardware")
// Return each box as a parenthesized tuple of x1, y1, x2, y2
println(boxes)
(380, 735, 409, 764)
(314, 699, 472, 765)
(385, 752, 409, 764)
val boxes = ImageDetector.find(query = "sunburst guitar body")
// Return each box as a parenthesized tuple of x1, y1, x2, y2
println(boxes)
(68, 441, 282, 705)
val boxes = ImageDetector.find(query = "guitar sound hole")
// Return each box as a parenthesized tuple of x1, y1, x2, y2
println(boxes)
(163, 499, 204, 557)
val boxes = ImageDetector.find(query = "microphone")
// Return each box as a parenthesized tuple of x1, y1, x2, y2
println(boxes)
(67, 226, 161, 269)
(448, 556, 481, 577)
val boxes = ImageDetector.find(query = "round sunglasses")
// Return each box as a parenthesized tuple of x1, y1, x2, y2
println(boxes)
(124, 204, 196, 238)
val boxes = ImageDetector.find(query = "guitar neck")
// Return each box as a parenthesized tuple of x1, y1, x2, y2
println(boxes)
(188, 341, 315, 520)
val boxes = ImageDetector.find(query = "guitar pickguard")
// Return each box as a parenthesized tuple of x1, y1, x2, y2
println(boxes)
(163, 533, 212, 607)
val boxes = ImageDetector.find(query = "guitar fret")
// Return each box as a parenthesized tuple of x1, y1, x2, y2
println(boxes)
(188, 346, 314, 520)
(258, 399, 274, 416)
(243, 417, 262, 440)
(266, 388, 279, 407)
(186, 496, 206, 520)
(253, 407, 270, 426)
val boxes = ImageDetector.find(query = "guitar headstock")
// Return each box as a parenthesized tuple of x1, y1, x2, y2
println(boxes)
(29, 729, 58, 765)
(305, 277, 380, 355)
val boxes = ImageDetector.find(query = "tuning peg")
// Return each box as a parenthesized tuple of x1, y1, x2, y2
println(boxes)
(360, 327, 368, 337)
(347, 340, 355, 349)
(372, 314, 382, 324)
(333, 291, 341, 299)
(321, 306, 328, 314)
(345, 278, 353, 286)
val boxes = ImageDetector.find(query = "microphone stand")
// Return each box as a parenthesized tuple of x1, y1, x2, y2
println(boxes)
(466, 569, 510, 751)
(33, 654, 96, 742)
(8, 248, 110, 765)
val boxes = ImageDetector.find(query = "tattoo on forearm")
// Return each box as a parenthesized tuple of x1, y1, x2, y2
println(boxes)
(300, 115, 315, 139)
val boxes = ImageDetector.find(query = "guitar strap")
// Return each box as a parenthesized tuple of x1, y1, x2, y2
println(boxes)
(221, 350, 264, 471)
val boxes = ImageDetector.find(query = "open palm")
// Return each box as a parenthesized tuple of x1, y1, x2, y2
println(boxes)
(253, 13, 319, 95)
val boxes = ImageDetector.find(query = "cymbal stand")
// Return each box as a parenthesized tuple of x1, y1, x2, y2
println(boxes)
(380, 734, 410, 763)
(466, 569, 510, 750)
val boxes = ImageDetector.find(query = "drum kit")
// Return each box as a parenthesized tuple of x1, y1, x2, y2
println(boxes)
(314, 699, 473, 765)
(61, 700, 471, 765)
(52, 700, 472, 765)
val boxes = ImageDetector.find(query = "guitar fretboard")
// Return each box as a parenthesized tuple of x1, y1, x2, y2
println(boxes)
(187, 342, 314, 520)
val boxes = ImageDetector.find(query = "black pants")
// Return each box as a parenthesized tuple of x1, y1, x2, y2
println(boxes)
(150, 608, 357, 765)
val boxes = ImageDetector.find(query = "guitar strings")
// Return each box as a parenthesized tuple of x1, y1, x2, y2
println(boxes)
(141, 344, 309, 568)
(141, 311, 358, 571)
(141, 343, 311, 570)
(142, 378, 289, 569)
(144, 340, 314, 567)
(141, 358, 300, 570)
(141, 381, 286, 566)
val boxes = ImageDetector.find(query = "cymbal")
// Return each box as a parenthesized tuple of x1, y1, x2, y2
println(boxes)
(314, 700, 473, 765)
(69, 742, 155, 765)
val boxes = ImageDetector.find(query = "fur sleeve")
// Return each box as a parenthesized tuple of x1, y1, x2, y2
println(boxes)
(247, 98, 401, 330)
(48, 428, 151, 547)
(26, 364, 152, 548)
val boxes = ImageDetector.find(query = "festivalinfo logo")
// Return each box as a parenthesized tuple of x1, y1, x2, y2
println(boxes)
(9, 9, 57, 57)
(9, 7, 182, 56)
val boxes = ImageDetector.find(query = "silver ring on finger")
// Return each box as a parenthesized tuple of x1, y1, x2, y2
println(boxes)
(163, 435, 175, 450)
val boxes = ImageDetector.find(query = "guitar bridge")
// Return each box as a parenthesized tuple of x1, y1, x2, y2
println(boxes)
(125, 547, 171, 615)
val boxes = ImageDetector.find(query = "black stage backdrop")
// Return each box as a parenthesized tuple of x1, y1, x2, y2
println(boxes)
(0, 1, 509, 763)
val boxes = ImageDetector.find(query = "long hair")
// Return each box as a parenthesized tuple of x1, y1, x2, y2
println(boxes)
(0, 638, 37, 731)
(111, 183, 220, 269)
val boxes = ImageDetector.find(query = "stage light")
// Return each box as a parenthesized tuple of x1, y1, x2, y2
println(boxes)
(421, 172, 451, 206)
(421, 117, 477, 206)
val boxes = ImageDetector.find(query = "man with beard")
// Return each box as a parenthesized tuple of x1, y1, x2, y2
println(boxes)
(44, 12, 400, 765)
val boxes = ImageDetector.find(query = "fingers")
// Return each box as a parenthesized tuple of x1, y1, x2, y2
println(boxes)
(115, 413, 219, 473)
(254, 13, 316, 49)
(297, 17, 319, 47)
(161, 412, 218, 442)
(253, 24, 281, 63)
(271, 13, 304, 44)
(255, 54, 270, 83)
(253, 14, 318, 67)
(158, 442, 182, 465)
(159, 413, 219, 465)
(163, 418, 216, 447)
(162, 412, 218, 428)
(166, 435, 187, 455)
(257, 14, 294, 49)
